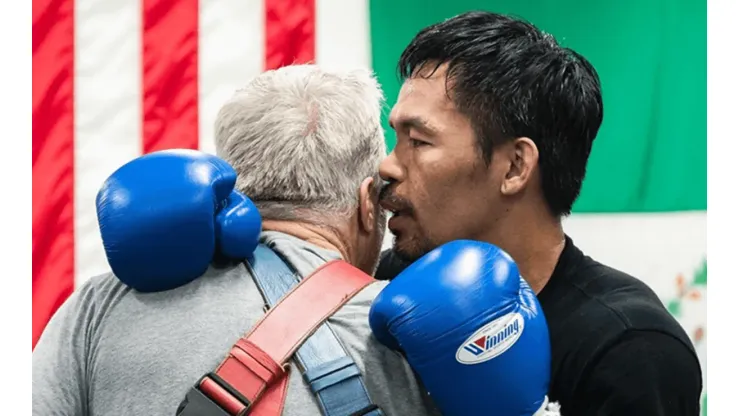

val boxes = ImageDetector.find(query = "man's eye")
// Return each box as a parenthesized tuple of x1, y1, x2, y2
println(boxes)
(410, 138, 428, 148)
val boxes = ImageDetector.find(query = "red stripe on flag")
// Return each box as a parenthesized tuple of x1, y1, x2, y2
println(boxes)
(142, 0, 199, 153)
(265, 0, 316, 70)
(32, 0, 75, 348)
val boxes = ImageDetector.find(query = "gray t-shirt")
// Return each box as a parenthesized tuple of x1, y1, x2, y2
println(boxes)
(32, 231, 441, 416)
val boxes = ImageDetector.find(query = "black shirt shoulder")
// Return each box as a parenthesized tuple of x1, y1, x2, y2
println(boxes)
(571, 329, 702, 415)
(539, 236, 702, 415)
(376, 249, 412, 281)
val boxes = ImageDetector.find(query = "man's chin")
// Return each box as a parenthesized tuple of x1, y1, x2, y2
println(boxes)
(391, 234, 431, 263)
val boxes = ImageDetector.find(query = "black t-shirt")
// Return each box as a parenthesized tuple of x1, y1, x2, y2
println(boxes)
(375, 236, 703, 415)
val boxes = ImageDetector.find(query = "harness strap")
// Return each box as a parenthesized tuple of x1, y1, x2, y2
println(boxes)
(248, 246, 384, 416)
(196, 251, 375, 415)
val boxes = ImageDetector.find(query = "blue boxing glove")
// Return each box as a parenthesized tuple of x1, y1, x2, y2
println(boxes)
(369, 240, 557, 416)
(95, 149, 262, 292)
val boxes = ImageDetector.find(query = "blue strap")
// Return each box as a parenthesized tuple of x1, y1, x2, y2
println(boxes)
(246, 244, 383, 416)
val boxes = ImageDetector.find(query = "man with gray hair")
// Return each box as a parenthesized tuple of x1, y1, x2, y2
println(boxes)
(32, 65, 440, 416)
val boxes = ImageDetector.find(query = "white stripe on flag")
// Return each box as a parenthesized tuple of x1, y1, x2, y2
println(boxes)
(564, 211, 706, 296)
(74, 0, 141, 285)
(198, 0, 265, 155)
(315, 0, 371, 70)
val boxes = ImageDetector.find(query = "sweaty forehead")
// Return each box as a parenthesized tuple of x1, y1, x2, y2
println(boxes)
(398, 70, 451, 106)
(391, 73, 457, 129)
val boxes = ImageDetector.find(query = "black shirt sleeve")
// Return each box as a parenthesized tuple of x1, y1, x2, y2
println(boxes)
(570, 330, 703, 416)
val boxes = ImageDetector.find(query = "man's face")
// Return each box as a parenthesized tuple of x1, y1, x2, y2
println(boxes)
(379, 65, 506, 262)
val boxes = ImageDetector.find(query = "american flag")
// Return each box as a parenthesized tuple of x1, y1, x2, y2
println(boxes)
(32, 0, 371, 347)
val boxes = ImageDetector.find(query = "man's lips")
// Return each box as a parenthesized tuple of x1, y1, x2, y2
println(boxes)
(379, 199, 398, 212)
(379, 198, 411, 216)
(387, 210, 413, 233)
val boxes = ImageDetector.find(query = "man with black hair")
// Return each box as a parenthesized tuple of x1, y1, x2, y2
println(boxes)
(377, 11, 703, 415)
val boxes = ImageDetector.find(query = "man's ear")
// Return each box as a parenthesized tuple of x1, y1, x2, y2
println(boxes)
(358, 176, 378, 234)
(501, 137, 539, 196)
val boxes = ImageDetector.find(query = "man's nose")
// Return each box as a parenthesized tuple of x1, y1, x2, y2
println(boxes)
(379, 150, 404, 182)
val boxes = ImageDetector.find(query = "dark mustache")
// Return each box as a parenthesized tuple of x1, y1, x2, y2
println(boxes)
(379, 182, 414, 213)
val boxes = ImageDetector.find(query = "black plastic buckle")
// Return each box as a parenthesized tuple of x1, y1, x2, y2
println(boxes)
(175, 373, 251, 416)
(176, 387, 231, 416)
(349, 404, 384, 416)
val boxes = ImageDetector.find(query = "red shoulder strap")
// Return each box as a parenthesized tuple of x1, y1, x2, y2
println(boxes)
(199, 260, 374, 415)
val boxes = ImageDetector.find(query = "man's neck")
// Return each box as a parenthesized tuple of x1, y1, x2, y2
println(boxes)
(482, 205, 565, 294)
(262, 219, 351, 261)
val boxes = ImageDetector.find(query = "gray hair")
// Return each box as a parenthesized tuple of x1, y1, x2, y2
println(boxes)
(214, 64, 387, 222)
